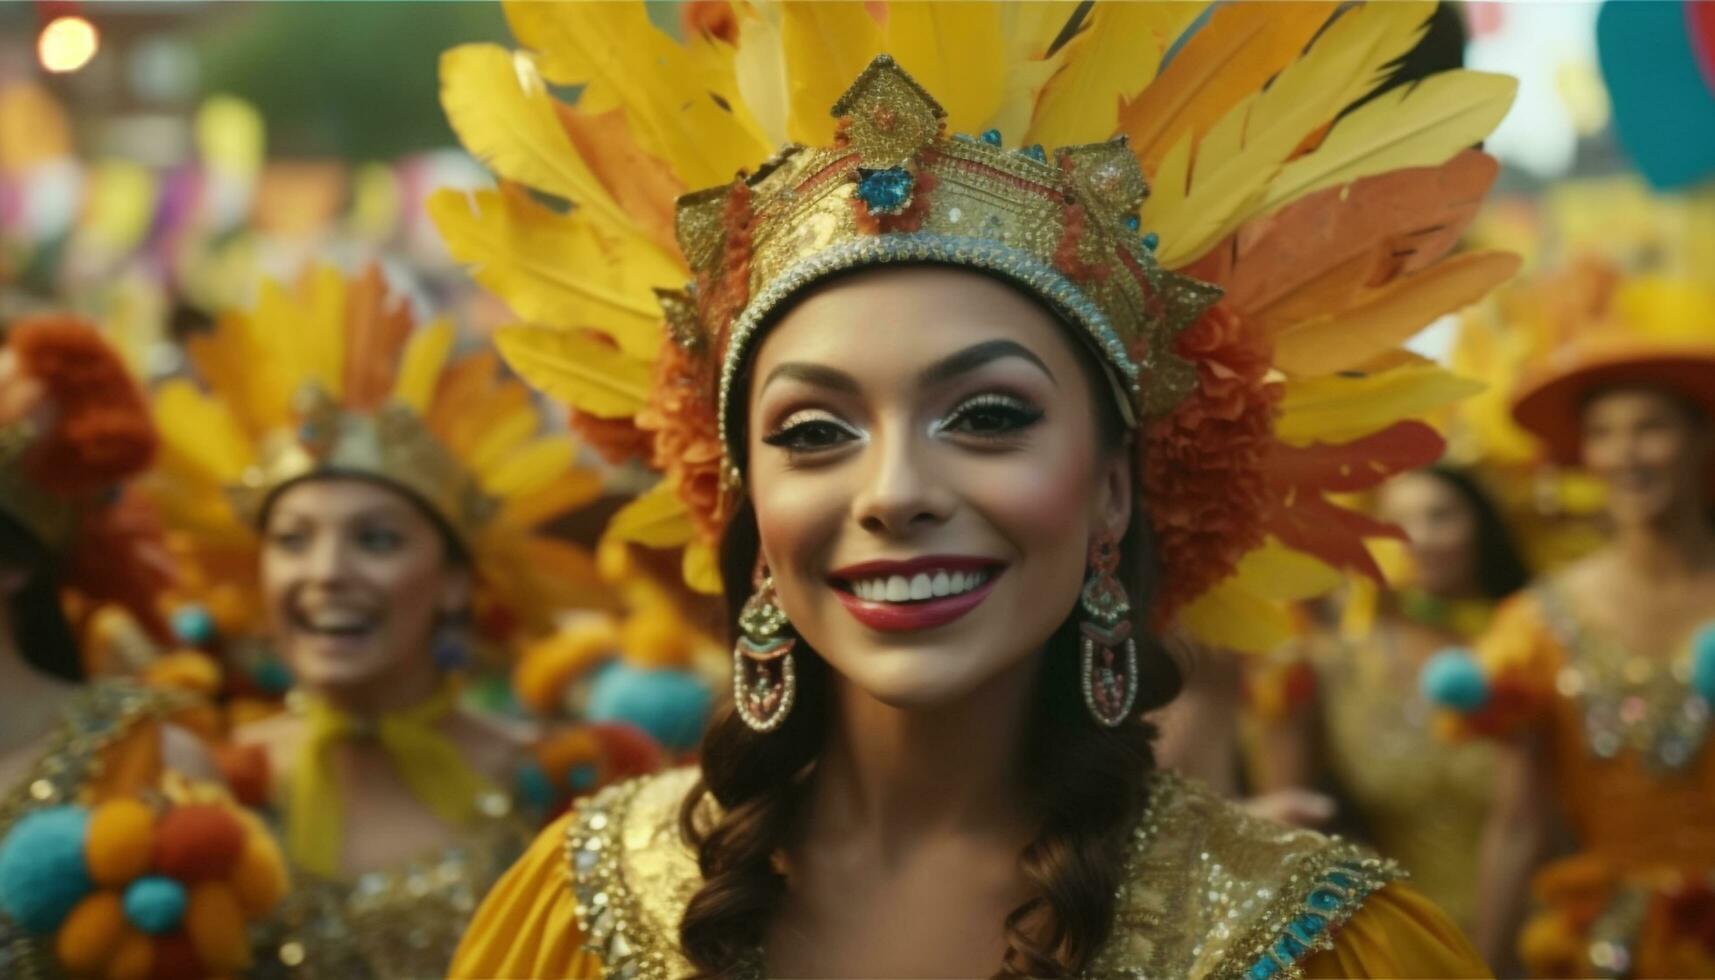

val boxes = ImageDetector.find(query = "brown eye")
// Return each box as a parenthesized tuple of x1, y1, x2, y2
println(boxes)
(762, 410, 860, 454)
(939, 394, 1044, 438)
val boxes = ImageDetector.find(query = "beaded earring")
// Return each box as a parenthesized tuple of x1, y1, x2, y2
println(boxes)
(733, 562, 797, 732)
(1080, 531, 1139, 727)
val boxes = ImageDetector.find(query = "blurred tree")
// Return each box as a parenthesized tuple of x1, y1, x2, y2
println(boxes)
(195, 1, 510, 158)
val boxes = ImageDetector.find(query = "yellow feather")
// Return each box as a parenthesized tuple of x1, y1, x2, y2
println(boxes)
(733, 2, 791, 148)
(683, 539, 722, 595)
(1176, 576, 1295, 655)
(301, 264, 346, 401)
(1142, 1, 1436, 267)
(391, 318, 456, 413)
(482, 435, 579, 499)
(246, 282, 315, 425)
(780, 2, 884, 145)
(986, 2, 1077, 138)
(882, 2, 1005, 134)
(1276, 364, 1484, 446)
(153, 381, 255, 485)
(428, 188, 675, 361)
(1118, 1, 1332, 169)
(1026, 2, 1205, 147)
(499, 468, 606, 531)
(1274, 251, 1522, 376)
(604, 480, 696, 550)
(1232, 538, 1344, 602)
(493, 325, 653, 420)
(1260, 70, 1519, 216)
(502, 1, 770, 188)
(466, 404, 538, 476)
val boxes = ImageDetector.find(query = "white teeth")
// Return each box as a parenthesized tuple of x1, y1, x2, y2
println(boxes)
(909, 573, 932, 600)
(302, 609, 373, 632)
(849, 568, 996, 604)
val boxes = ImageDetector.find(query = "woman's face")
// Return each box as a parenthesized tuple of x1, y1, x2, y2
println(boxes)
(744, 266, 1132, 710)
(1376, 472, 1478, 597)
(1581, 386, 1710, 528)
(260, 477, 468, 694)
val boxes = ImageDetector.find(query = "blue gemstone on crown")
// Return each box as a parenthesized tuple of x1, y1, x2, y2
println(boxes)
(856, 166, 915, 216)
(1019, 143, 1046, 162)
(1124, 215, 1141, 231)
(1142, 231, 1160, 251)
(980, 128, 1003, 146)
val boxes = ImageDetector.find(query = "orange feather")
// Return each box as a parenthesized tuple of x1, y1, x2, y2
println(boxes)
(341, 265, 417, 410)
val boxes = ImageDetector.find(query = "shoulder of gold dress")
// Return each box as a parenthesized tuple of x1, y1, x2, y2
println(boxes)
(564, 766, 705, 979)
(1093, 772, 1400, 980)
(1, 678, 183, 823)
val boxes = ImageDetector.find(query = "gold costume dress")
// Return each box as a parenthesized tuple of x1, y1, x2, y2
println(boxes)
(0, 682, 183, 978)
(451, 768, 1485, 980)
(1466, 583, 1715, 977)
(1273, 618, 1494, 928)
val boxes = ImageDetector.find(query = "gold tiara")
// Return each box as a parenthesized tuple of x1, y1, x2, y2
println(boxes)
(664, 55, 1220, 463)
(227, 386, 497, 545)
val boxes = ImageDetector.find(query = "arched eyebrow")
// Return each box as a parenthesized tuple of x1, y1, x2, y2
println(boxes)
(918, 340, 1056, 389)
(759, 339, 1056, 398)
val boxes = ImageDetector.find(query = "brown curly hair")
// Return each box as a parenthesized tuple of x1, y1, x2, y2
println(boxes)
(676, 317, 1183, 977)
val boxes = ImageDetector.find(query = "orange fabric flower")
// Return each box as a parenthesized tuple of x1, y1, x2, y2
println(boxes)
(636, 338, 727, 543)
(567, 409, 653, 466)
(1142, 304, 1280, 622)
(10, 316, 155, 493)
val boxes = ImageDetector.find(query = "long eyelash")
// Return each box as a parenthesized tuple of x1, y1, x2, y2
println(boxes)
(761, 409, 859, 447)
(936, 393, 1045, 434)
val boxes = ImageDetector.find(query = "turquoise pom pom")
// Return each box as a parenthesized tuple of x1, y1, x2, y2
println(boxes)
(587, 662, 714, 753)
(1691, 623, 1715, 704)
(513, 761, 554, 809)
(1420, 648, 1489, 712)
(566, 763, 599, 793)
(170, 605, 216, 646)
(0, 806, 93, 934)
(123, 876, 188, 935)
(251, 657, 294, 695)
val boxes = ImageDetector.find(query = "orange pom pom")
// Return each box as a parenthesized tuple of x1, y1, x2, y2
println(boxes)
(143, 651, 222, 697)
(213, 743, 270, 809)
(56, 891, 126, 974)
(147, 929, 202, 980)
(86, 799, 156, 887)
(229, 832, 288, 918)
(184, 881, 250, 972)
(152, 806, 243, 883)
(104, 928, 153, 980)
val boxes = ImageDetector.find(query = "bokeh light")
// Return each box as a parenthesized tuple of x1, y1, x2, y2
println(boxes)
(38, 16, 101, 75)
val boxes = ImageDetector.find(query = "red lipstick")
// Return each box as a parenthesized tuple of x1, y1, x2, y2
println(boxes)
(828, 555, 1005, 634)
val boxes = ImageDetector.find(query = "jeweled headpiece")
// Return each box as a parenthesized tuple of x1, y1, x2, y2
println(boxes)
(439, 1, 1520, 651)
(674, 55, 1221, 459)
(151, 265, 609, 639)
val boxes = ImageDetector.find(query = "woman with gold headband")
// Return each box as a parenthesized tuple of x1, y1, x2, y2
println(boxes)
(149, 265, 617, 976)
(1426, 263, 1715, 978)
(438, 3, 1517, 976)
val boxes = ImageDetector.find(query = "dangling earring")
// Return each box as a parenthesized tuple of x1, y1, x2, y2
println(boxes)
(431, 611, 472, 672)
(1079, 531, 1139, 727)
(733, 561, 797, 732)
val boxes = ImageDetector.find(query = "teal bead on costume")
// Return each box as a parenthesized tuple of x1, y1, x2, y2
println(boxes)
(1420, 647, 1489, 712)
(0, 806, 93, 933)
(170, 604, 216, 646)
(1692, 622, 1715, 703)
(123, 876, 188, 935)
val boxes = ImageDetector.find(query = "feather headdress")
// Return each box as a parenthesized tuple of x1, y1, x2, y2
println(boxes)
(149, 264, 609, 641)
(435, 1, 1519, 652)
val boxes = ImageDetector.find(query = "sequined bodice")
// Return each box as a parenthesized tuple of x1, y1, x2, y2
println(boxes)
(559, 768, 1398, 980)
(248, 797, 533, 978)
(1317, 628, 1492, 925)
(0, 682, 178, 980)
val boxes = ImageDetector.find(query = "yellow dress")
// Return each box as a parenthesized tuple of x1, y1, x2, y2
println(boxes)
(451, 768, 1488, 979)
(1276, 625, 1495, 928)
(1466, 584, 1715, 977)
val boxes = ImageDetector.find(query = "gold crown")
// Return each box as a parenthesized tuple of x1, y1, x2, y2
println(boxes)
(668, 55, 1221, 461)
(228, 385, 496, 545)
(0, 418, 74, 551)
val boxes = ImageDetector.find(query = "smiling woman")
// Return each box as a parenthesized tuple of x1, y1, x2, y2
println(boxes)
(147, 264, 616, 977)
(441, 8, 1515, 970)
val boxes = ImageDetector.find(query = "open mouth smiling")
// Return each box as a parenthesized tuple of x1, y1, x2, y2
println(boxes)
(828, 555, 1007, 632)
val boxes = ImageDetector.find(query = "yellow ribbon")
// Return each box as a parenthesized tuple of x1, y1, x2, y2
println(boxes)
(288, 683, 500, 879)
